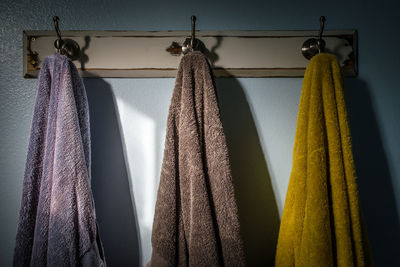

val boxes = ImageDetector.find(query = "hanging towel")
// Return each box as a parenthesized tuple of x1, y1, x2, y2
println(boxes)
(14, 53, 106, 267)
(147, 51, 246, 267)
(275, 53, 370, 267)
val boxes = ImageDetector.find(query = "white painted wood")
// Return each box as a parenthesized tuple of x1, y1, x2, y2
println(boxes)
(23, 30, 357, 78)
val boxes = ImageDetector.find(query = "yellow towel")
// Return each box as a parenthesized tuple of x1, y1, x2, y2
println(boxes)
(275, 53, 370, 267)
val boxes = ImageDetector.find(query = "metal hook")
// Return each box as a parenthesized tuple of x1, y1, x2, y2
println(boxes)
(182, 15, 204, 54)
(53, 16, 63, 52)
(52, 16, 81, 60)
(190, 15, 196, 47)
(318, 16, 326, 41)
(301, 16, 327, 59)
(317, 16, 326, 53)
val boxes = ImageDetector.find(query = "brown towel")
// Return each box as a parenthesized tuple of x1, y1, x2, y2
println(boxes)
(147, 51, 246, 266)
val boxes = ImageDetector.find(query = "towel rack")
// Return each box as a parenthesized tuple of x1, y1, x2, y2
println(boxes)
(23, 26, 357, 78)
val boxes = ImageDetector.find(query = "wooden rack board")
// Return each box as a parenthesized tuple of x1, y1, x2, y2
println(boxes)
(23, 30, 357, 78)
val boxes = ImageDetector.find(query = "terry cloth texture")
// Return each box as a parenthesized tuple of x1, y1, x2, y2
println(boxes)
(13, 53, 106, 267)
(147, 51, 246, 267)
(275, 53, 371, 267)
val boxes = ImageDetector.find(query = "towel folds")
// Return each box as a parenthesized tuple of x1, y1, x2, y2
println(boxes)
(148, 51, 246, 266)
(275, 53, 370, 267)
(14, 53, 105, 267)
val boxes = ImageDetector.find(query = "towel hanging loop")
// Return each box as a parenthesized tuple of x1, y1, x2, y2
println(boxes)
(52, 16, 80, 61)
(301, 16, 327, 60)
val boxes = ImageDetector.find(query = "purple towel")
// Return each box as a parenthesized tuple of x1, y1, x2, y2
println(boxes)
(14, 53, 106, 267)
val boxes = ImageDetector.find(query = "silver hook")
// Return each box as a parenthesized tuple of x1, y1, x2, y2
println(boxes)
(52, 16, 81, 60)
(53, 16, 63, 52)
(191, 15, 196, 47)
(317, 16, 326, 53)
(182, 15, 202, 54)
(301, 16, 327, 60)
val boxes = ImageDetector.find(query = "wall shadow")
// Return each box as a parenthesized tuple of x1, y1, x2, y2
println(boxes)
(345, 78, 400, 266)
(84, 78, 141, 266)
(216, 78, 281, 266)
